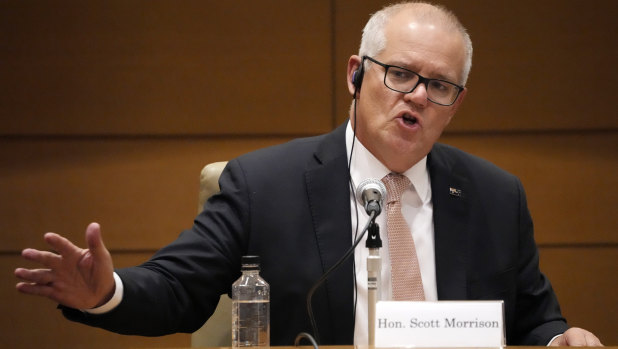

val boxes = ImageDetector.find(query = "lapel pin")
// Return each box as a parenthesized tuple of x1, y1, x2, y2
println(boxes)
(449, 187, 462, 197)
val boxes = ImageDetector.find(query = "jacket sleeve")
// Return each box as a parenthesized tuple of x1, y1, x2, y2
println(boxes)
(511, 178, 568, 344)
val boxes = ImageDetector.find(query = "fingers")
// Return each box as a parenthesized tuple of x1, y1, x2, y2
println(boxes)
(21, 248, 62, 269)
(563, 327, 604, 347)
(44, 232, 81, 257)
(83, 223, 113, 273)
(85, 222, 105, 254)
(15, 267, 57, 300)
(584, 331, 603, 346)
(14, 267, 54, 285)
(15, 281, 55, 298)
(18, 231, 85, 285)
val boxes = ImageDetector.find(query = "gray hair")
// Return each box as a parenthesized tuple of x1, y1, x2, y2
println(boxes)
(359, 1, 473, 85)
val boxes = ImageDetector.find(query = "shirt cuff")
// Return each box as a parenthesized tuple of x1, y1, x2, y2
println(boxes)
(83, 272, 124, 315)
(547, 333, 563, 346)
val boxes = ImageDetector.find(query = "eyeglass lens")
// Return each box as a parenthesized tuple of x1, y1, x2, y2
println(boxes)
(385, 66, 459, 105)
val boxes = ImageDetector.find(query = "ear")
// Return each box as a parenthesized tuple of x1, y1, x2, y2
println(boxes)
(445, 87, 467, 124)
(346, 55, 363, 97)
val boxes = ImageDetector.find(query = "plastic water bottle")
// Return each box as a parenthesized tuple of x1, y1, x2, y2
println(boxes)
(232, 255, 270, 348)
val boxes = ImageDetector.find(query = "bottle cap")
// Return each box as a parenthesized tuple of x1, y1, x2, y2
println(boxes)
(241, 255, 260, 270)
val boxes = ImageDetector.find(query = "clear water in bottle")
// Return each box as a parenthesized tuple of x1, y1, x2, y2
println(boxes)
(232, 256, 270, 348)
(232, 299, 269, 347)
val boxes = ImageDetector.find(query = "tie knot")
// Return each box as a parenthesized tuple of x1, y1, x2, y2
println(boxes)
(381, 173, 410, 203)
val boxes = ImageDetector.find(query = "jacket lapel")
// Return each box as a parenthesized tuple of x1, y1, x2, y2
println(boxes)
(428, 144, 470, 300)
(304, 123, 354, 343)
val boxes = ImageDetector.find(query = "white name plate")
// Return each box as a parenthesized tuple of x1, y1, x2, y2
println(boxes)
(375, 300, 505, 348)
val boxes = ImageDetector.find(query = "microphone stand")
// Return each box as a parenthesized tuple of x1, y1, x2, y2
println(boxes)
(366, 220, 382, 347)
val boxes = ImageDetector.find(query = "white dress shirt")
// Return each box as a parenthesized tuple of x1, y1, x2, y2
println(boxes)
(346, 122, 438, 345)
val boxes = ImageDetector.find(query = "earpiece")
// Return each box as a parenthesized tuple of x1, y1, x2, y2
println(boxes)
(352, 68, 364, 90)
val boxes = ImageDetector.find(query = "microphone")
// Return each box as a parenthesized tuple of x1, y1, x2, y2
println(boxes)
(356, 178, 387, 216)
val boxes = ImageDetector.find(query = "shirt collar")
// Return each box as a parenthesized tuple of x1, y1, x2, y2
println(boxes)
(345, 121, 431, 204)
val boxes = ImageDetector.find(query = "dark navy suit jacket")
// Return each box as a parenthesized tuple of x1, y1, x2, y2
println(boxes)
(64, 122, 568, 345)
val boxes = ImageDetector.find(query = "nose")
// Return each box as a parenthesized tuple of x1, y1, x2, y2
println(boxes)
(403, 81, 428, 108)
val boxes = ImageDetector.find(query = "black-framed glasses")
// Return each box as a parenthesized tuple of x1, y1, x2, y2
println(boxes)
(364, 56, 464, 106)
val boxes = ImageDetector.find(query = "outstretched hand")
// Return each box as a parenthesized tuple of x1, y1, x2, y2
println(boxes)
(550, 327, 603, 346)
(15, 222, 115, 310)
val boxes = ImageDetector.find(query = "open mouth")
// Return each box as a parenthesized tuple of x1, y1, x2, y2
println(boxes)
(402, 113, 418, 126)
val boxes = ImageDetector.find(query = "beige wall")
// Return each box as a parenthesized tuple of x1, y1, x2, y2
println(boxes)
(1, 1, 616, 347)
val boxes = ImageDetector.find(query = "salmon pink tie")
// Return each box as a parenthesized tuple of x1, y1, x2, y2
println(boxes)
(381, 173, 425, 301)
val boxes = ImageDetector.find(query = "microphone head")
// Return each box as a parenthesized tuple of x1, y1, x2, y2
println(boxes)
(356, 178, 387, 216)
(356, 178, 387, 201)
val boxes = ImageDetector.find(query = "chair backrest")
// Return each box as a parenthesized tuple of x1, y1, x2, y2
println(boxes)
(198, 161, 228, 213)
(191, 161, 231, 347)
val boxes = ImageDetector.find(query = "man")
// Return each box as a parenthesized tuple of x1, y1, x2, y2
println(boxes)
(15, 2, 602, 346)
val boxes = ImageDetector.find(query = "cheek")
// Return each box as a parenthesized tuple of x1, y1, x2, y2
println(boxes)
(425, 112, 453, 137)
(365, 95, 396, 122)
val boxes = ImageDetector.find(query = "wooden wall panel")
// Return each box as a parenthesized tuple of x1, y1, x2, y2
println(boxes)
(0, 137, 293, 252)
(440, 132, 618, 244)
(539, 247, 618, 344)
(334, 0, 618, 131)
(3, 253, 190, 349)
(3, 133, 614, 252)
(0, 1, 332, 135)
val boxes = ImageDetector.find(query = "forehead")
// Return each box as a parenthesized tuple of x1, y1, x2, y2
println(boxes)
(379, 10, 466, 82)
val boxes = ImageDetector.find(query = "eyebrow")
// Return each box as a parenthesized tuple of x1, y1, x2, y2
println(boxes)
(386, 60, 457, 83)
